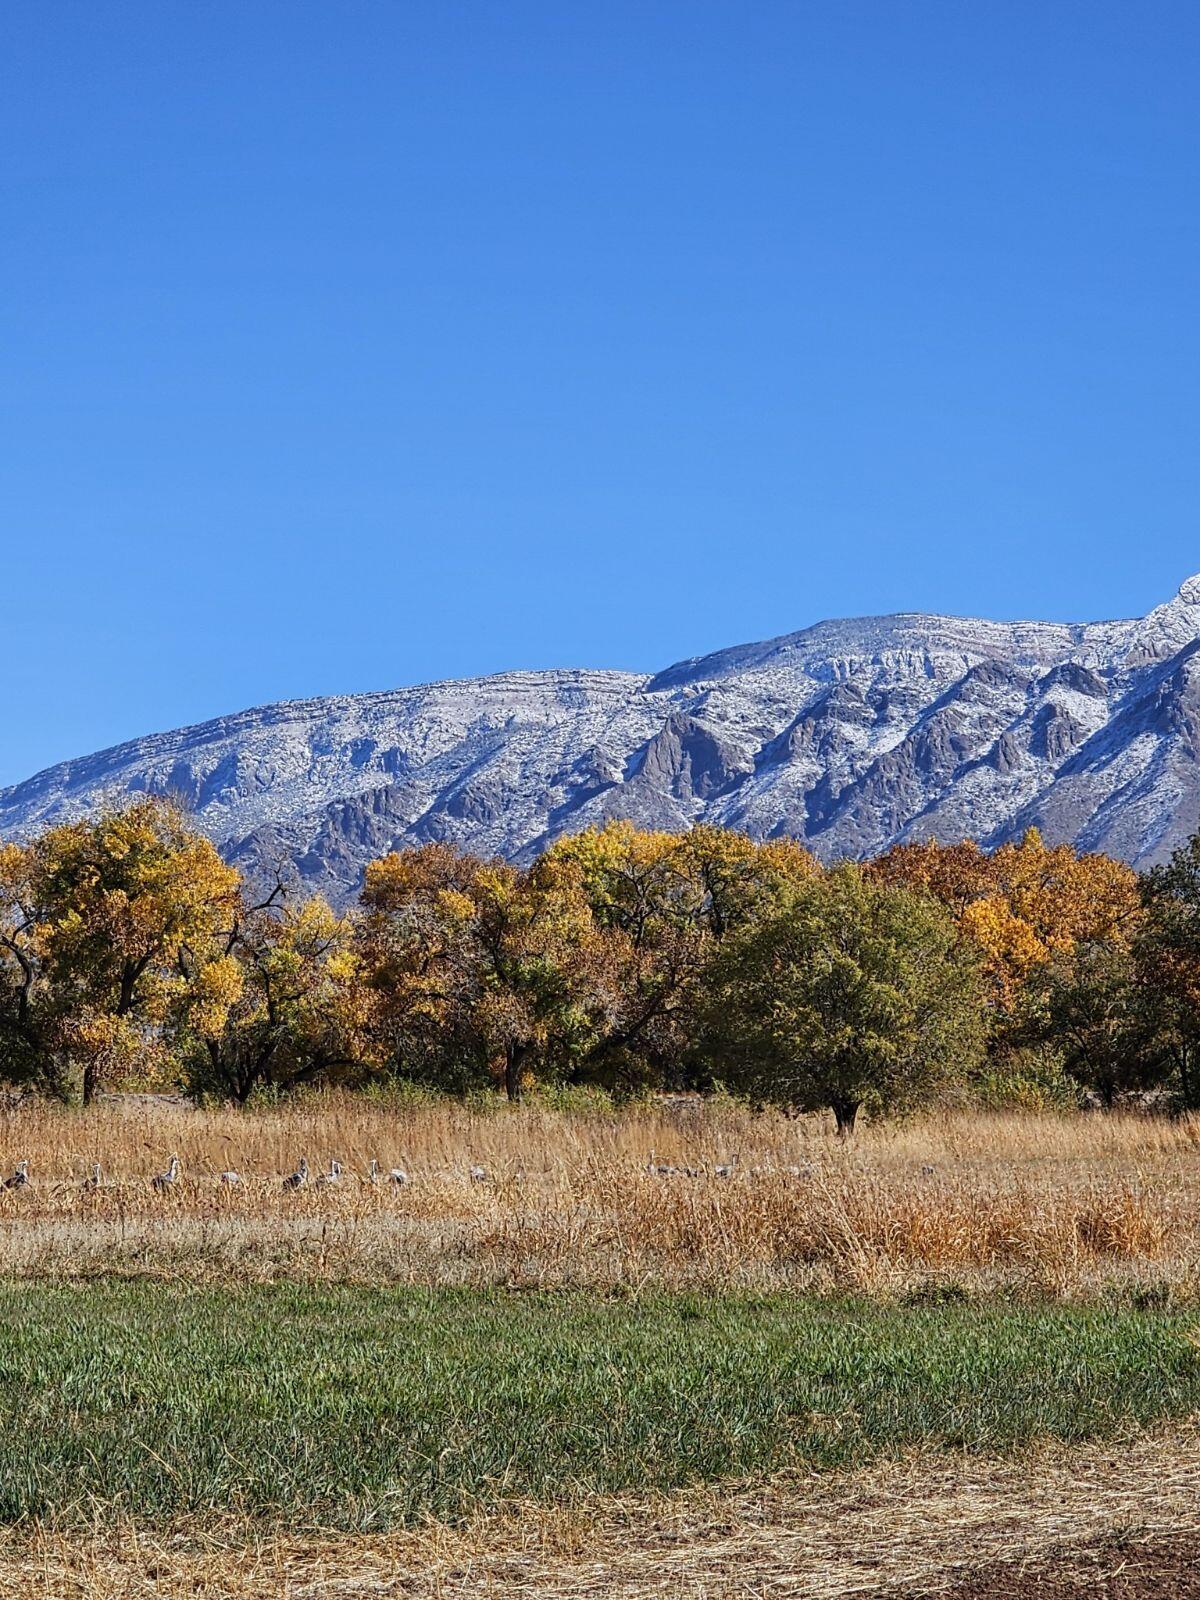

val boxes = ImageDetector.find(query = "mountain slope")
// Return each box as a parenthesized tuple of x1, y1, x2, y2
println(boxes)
(4, 576, 1200, 902)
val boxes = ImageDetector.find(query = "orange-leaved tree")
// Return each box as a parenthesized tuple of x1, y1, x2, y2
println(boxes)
(871, 830, 1140, 1015)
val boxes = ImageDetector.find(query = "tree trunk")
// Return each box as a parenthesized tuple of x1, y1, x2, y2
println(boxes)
(82, 1061, 99, 1108)
(831, 1098, 859, 1136)
(504, 1043, 526, 1103)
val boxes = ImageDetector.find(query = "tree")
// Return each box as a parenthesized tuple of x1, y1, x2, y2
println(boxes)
(868, 838, 998, 916)
(0, 842, 48, 1087)
(871, 830, 1142, 1016)
(1138, 833, 1200, 1109)
(536, 824, 704, 1088)
(704, 866, 986, 1132)
(7, 801, 240, 1102)
(359, 843, 606, 1099)
(540, 822, 817, 1088)
(178, 891, 373, 1103)
(1035, 939, 1166, 1107)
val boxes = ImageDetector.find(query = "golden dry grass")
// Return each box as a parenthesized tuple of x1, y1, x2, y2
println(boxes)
(0, 1088, 1196, 1299)
(1, 1093, 1198, 1299)
(3, 1424, 1199, 1598)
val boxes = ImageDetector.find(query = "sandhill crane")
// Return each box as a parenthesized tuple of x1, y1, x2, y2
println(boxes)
(3, 1159, 29, 1190)
(646, 1150, 676, 1177)
(152, 1155, 179, 1191)
(316, 1158, 342, 1186)
(714, 1160, 737, 1179)
(219, 1169, 241, 1185)
(469, 1164, 487, 1184)
(367, 1158, 408, 1184)
(283, 1157, 309, 1190)
(83, 1162, 102, 1191)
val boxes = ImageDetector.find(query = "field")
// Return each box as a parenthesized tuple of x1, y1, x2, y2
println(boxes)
(1, 1093, 1199, 1300)
(3, 1094, 1200, 1596)
(5, 1282, 1200, 1526)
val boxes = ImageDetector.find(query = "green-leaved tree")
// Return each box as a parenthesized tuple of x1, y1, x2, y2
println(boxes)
(703, 866, 985, 1132)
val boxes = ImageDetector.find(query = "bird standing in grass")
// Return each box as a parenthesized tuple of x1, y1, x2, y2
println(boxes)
(469, 1164, 487, 1184)
(368, 1157, 408, 1185)
(3, 1159, 29, 1190)
(283, 1157, 309, 1190)
(219, 1169, 241, 1185)
(84, 1163, 102, 1191)
(152, 1155, 179, 1191)
(316, 1158, 342, 1186)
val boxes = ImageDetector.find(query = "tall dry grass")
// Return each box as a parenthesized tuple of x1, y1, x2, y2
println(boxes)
(1, 1092, 1198, 1299)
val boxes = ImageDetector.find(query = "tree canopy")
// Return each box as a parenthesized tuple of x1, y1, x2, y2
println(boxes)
(703, 866, 986, 1131)
(3, 798, 1200, 1122)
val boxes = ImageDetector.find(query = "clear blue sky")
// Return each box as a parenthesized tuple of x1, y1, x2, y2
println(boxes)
(3, 1, 1198, 785)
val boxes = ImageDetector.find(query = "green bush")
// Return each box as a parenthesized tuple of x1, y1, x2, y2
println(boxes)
(969, 1045, 1078, 1112)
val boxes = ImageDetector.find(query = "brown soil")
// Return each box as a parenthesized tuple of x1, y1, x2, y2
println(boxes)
(936, 1538, 1200, 1599)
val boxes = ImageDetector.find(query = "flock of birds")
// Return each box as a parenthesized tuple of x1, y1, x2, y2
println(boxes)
(0, 1154, 791, 1191)
(0, 1155, 433, 1191)
(643, 1151, 810, 1180)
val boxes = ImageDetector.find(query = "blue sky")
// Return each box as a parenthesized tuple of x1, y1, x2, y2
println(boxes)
(2, 1, 1198, 785)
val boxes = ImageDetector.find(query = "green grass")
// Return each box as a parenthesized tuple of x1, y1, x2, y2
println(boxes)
(0, 1281, 1197, 1528)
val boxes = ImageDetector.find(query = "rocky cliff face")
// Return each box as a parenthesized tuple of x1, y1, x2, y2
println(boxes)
(4, 576, 1200, 902)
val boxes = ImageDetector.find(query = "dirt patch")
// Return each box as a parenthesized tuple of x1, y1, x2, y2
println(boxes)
(935, 1538, 1200, 1598)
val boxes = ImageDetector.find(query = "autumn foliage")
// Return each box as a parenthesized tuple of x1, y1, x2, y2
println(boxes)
(869, 831, 1141, 1011)
(3, 798, 1200, 1119)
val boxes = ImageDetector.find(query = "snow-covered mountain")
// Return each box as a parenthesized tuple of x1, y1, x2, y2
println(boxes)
(4, 575, 1200, 902)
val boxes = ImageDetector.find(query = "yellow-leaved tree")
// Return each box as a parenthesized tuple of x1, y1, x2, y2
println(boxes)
(0, 839, 46, 1086)
(539, 821, 818, 1087)
(177, 888, 375, 1103)
(25, 799, 241, 1102)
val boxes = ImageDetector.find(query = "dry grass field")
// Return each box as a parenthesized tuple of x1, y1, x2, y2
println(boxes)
(0, 1092, 1197, 1300)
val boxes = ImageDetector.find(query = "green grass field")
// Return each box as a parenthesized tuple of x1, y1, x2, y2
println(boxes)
(0, 1282, 1197, 1530)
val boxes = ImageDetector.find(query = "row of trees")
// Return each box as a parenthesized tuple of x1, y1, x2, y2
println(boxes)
(3, 799, 1200, 1126)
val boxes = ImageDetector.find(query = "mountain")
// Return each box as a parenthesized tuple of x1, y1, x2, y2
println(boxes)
(4, 575, 1200, 902)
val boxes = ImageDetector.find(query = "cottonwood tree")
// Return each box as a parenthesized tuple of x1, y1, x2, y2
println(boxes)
(871, 831, 1142, 1016)
(1035, 939, 1166, 1107)
(6, 801, 240, 1102)
(704, 866, 985, 1133)
(1138, 834, 1200, 1109)
(539, 822, 816, 1087)
(0, 842, 48, 1087)
(359, 842, 607, 1099)
(178, 890, 373, 1103)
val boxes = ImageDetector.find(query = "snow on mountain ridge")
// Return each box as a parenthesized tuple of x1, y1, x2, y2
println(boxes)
(3, 577, 1200, 902)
